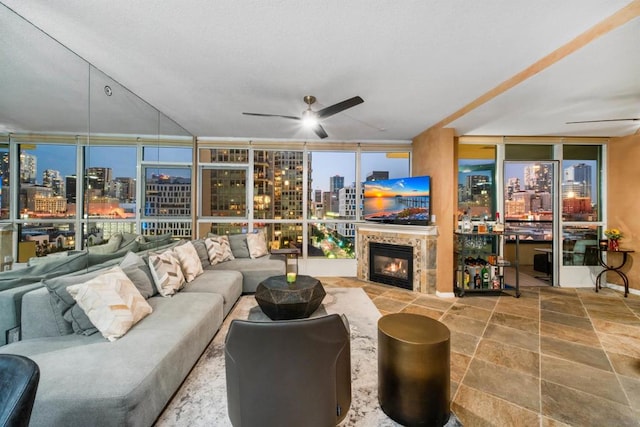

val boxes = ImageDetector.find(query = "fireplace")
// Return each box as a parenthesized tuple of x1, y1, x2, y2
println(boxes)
(369, 242, 414, 290)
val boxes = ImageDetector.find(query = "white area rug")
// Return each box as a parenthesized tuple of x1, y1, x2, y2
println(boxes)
(156, 288, 460, 426)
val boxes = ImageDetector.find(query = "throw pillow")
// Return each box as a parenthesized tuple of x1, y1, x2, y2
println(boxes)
(228, 234, 250, 258)
(44, 268, 108, 336)
(191, 239, 210, 268)
(66, 266, 153, 342)
(247, 231, 269, 259)
(173, 242, 204, 282)
(148, 250, 186, 296)
(119, 251, 156, 298)
(205, 236, 235, 265)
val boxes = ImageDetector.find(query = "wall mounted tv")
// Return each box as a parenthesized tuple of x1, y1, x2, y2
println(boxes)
(363, 175, 431, 225)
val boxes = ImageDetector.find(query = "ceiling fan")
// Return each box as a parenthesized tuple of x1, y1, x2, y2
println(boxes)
(566, 118, 639, 124)
(243, 95, 364, 139)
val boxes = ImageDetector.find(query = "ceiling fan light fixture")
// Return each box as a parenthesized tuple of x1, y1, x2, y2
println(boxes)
(302, 109, 318, 128)
(242, 94, 363, 139)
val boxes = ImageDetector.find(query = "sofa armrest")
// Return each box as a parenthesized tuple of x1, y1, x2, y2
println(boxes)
(21, 287, 61, 340)
(0, 283, 43, 346)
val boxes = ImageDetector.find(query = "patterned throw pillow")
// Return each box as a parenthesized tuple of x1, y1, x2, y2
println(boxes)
(66, 266, 153, 342)
(173, 242, 204, 282)
(247, 231, 269, 259)
(148, 251, 186, 296)
(205, 236, 235, 265)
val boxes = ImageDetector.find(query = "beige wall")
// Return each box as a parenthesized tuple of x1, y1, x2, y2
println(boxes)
(608, 134, 640, 293)
(412, 128, 456, 294)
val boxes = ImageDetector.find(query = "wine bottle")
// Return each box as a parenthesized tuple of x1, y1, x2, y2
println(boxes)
(493, 212, 504, 233)
(481, 265, 490, 289)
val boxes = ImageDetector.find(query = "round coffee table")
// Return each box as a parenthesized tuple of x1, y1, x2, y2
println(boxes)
(255, 275, 326, 320)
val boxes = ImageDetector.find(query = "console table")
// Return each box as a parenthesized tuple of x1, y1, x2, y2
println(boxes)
(595, 249, 634, 297)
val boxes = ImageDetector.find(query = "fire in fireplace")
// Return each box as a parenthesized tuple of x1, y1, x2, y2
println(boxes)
(369, 242, 414, 290)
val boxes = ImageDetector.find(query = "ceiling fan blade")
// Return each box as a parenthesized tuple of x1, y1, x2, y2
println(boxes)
(316, 96, 364, 119)
(566, 118, 639, 124)
(243, 112, 300, 120)
(313, 123, 328, 139)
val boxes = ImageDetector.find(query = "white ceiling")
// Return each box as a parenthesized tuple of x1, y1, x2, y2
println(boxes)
(1, 0, 639, 141)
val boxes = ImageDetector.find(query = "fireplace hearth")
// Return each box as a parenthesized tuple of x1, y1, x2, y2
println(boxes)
(369, 242, 413, 290)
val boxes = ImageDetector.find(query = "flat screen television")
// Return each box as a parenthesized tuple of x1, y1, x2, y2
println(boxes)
(363, 175, 430, 225)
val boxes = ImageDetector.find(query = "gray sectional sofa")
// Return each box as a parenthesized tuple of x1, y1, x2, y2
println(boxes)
(0, 234, 285, 427)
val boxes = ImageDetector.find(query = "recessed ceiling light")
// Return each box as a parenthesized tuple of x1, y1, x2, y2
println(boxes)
(104, 86, 113, 96)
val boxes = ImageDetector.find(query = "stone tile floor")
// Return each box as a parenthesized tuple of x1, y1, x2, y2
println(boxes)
(319, 277, 640, 427)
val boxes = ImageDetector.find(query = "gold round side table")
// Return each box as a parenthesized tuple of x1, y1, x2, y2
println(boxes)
(378, 313, 451, 426)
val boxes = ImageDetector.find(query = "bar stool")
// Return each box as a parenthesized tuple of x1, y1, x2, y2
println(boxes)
(378, 313, 451, 426)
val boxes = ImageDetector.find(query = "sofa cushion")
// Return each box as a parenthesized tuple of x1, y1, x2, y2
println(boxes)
(66, 266, 153, 342)
(183, 269, 243, 317)
(228, 234, 250, 258)
(205, 236, 235, 265)
(173, 242, 204, 283)
(247, 231, 269, 259)
(119, 252, 156, 298)
(27, 251, 68, 267)
(43, 268, 107, 336)
(138, 233, 173, 251)
(209, 254, 286, 293)
(87, 233, 123, 254)
(0, 251, 90, 293)
(149, 251, 185, 296)
(118, 232, 141, 251)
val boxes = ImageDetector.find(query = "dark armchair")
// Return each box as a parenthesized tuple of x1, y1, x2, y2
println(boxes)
(225, 314, 351, 427)
(0, 354, 40, 427)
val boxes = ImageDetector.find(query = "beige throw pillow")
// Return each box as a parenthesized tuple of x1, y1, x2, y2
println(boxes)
(149, 251, 186, 296)
(66, 266, 152, 342)
(247, 231, 269, 259)
(173, 241, 204, 282)
(205, 236, 235, 265)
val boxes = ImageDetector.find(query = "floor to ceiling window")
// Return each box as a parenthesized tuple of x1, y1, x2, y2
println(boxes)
(85, 144, 137, 242)
(0, 140, 9, 220)
(0, 136, 193, 261)
(560, 144, 604, 286)
(16, 141, 78, 259)
(140, 145, 193, 238)
(457, 139, 607, 287)
(197, 142, 411, 260)
(457, 145, 496, 221)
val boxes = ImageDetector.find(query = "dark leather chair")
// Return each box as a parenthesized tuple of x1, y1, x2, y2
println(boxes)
(225, 314, 351, 427)
(0, 354, 40, 427)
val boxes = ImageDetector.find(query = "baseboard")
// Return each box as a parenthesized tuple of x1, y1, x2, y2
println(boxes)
(436, 290, 456, 298)
(604, 282, 640, 297)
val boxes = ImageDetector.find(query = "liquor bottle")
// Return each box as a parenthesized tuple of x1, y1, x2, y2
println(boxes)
(462, 210, 472, 233)
(463, 267, 471, 289)
(477, 216, 488, 233)
(493, 212, 504, 233)
(481, 265, 490, 289)
(474, 272, 481, 289)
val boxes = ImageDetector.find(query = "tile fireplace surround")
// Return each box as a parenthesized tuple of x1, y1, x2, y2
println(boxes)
(356, 223, 438, 294)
